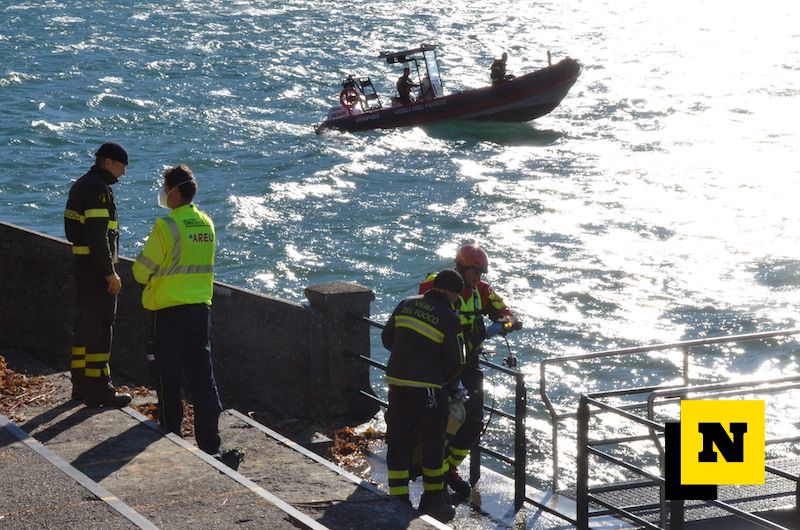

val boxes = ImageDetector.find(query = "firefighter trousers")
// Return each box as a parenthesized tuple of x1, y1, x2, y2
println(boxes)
(386, 385, 449, 497)
(71, 262, 116, 386)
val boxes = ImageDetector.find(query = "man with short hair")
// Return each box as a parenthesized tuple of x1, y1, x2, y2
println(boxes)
(396, 67, 418, 105)
(382, 269, 465, 523)
(132, 164, 241, 468)
(64, 142, 132, 407)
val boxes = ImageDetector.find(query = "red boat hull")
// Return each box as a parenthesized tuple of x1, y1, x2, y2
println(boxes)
(317, 58, 580, 133)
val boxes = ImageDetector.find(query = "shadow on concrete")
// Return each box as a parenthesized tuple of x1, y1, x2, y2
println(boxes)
(0, 403, 84, 453)
(18, 401, 88, 444)
(70, 420, 161, 482)
(315, 486, 422, 530)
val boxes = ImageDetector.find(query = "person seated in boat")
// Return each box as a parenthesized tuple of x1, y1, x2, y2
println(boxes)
(396, 67, 418, 105)
(490, 52, 515, 84)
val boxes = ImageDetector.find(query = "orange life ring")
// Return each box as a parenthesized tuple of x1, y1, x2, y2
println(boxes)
(339, 87, 360, 109)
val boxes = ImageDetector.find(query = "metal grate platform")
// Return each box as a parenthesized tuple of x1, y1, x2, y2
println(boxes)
(561, 457, 799, 528)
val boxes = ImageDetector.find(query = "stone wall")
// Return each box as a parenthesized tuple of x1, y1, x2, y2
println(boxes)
(0, 221, 379, 425)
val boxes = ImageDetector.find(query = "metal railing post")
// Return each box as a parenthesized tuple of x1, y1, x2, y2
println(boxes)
(670, 499, 685, 530)
(576, 395, 590, 530)
(540, 360, 561, 491)
(551, 421, 559, 491)
(469, 445, 481, 487)
(682, 345, 690, 386)
(514, 371, 527, 510)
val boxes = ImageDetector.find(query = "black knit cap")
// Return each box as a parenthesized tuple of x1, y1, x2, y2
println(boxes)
(433, 268, 464, 293)
(95, 142, 128, 165)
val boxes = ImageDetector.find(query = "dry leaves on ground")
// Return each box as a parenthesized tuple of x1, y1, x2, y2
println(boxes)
(0, 355, 57, 423)
(128, 396, 195, 437)
(328, 425, 384, 470)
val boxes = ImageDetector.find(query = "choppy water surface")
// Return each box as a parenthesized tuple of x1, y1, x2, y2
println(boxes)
(2, 0, 799, 488)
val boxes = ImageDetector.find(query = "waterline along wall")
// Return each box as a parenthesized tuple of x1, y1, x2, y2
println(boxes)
(0, 221, 379, 426)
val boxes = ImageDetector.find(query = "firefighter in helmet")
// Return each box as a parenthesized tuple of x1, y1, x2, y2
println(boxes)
(419, 244, 521, 498)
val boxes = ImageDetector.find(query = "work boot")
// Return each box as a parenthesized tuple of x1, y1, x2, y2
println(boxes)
(393, 494, 411, 508)
(70, 369, 87, 401)
(446, 466, 471, 498)
(214, 448, 245, 470)
(84, 381, 132, 408)
(418, 491, 455, 523)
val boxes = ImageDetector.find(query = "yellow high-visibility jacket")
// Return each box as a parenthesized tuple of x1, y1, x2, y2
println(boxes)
(133, 204, 215, 311)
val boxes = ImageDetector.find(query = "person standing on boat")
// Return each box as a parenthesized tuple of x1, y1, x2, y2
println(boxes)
(382, 269, 465, 523)
(490, 52, 515, 84)
(396, 66, 418, 105)
(64, 142, 132, 408)
(419, 244, 521, 499)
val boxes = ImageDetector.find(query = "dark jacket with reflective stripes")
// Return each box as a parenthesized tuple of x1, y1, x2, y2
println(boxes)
(64, 166, 119, 277)
(381, 289, 464, 389)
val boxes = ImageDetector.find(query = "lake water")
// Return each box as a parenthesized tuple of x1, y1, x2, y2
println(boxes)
(2, 0, 799, 489)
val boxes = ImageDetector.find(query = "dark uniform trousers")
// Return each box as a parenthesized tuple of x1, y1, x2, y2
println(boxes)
(387, 385, 449, 495)
(72, 260, 116, 383)
(153, 303, 222, 455)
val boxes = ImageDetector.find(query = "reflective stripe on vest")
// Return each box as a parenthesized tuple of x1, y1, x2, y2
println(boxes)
(136, 205, 215, 310)
(385, 376, 442, 389)
(84, 208, 109, 219)
(65, 208, 116, 229)
(394, 314, 445, 344)
(64, 208, 84, 223)
(458, 287, 482, 326)
(154, 216, 214, 278)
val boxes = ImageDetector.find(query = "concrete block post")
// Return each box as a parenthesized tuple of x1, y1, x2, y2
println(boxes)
(304, 282, 380, 425)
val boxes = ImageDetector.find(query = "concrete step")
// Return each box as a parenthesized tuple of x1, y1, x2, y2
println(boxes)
(0, 416, 144, 529)
(1, 398, 446, 529)
(7, 401, 312, 529)
(219, 409, 447, 530)
(0, 352, 446, 530)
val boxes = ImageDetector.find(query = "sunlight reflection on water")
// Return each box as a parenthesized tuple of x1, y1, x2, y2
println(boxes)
(1, 0, 799, 489)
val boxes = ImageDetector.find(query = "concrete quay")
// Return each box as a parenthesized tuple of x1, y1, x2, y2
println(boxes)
(0, 358, 447, 530)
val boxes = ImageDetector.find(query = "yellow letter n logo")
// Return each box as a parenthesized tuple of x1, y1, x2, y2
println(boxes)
(680, 400, 765, 485)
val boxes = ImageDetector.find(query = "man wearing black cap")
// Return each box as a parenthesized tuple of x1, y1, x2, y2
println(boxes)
(381, 268, 465, 523)
(64, 142, 132, 407)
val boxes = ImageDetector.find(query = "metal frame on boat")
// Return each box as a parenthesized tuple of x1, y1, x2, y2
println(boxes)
(315, 44, 581, 133)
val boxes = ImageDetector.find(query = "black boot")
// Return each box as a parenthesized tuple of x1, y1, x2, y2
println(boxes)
(446, 466, 471, 498)
(418, 490, 455, 523)
(213, 448, 245, 470)
(84, 380, 132, 408)
(394, 494, 411, 507)
(70, 369, 87, 401)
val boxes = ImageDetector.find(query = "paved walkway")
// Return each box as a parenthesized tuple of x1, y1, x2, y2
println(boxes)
(0, 351, 446, 530)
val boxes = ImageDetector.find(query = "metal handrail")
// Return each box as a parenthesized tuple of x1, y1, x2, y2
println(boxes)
(646, 376, 800, 460)
(351, 313, 528, 510)
(575, 377, 800, 530)
(541, 327, 800, 490)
